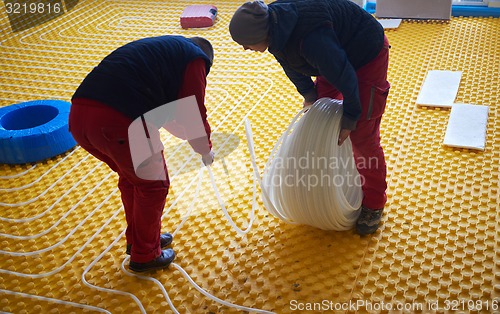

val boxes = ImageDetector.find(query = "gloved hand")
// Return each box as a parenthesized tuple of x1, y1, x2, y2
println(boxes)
(201, 151, 215, 166)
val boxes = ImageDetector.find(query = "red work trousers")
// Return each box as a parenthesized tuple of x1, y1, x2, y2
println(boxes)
(316, 36, 390, 209)
(69, 98, 168, 263)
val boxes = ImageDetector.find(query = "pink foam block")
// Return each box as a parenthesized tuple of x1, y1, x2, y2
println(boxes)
(180, 5, 217, 29)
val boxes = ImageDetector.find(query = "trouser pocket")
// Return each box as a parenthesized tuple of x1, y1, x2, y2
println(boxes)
(366, 81, 390, 120)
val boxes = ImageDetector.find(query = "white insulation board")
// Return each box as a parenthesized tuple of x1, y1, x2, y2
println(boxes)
(416, 70, 462, 107)
(443, 104, 489, 150)
(378, 19, 402, 29)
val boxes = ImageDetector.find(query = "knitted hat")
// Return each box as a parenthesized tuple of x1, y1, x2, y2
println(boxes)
(229, 1, 269, 45)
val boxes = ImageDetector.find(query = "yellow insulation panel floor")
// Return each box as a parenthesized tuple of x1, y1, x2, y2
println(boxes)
(0, 1, 499, 313)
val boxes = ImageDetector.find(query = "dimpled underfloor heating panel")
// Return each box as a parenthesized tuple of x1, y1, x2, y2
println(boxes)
(0, 1, 499, 313)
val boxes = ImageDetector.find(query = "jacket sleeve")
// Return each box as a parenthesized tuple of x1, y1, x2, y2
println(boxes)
(275, 57, 318, 103)
(171, 58, 212, 155)
(301, 27, 361, 130)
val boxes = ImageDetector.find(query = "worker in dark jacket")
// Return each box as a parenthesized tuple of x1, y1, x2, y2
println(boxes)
(229, 0, 390, 235)
(69, 36, 215, 271)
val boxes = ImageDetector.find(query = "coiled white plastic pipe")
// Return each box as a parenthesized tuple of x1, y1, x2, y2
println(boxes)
(257, 98, 363, 230)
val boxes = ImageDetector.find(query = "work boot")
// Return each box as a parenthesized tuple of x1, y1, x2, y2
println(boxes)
(129, 249, 175, 272)
(356, 206, 383, 235)
(126, 232, 173, 255)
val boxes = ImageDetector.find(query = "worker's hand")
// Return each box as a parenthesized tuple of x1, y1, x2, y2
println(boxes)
(201, 150, 215, 166)
(302, 99, 314, 108)
(338, 129, 351, 146)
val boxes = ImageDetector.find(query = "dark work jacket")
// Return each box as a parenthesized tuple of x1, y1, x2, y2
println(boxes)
(72, 36, 212, 121)
(268, 0, 384, 129)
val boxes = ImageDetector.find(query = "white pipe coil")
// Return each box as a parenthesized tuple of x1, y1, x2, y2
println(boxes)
(258, 98, 363, 230)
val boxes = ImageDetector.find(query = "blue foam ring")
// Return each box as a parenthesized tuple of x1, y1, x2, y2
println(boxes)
(0, 100, 77, 164)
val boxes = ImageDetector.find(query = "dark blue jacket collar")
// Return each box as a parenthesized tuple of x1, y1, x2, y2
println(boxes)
(268, 2, 299, 54)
